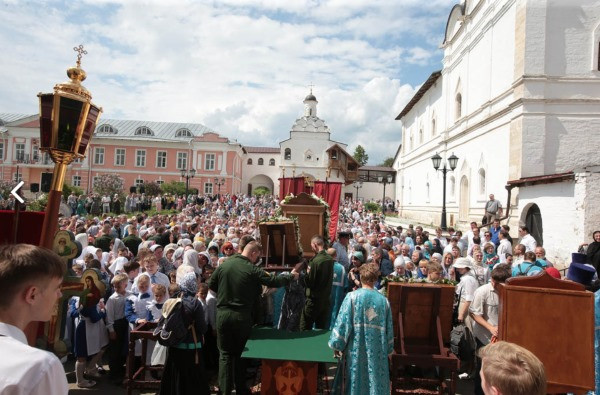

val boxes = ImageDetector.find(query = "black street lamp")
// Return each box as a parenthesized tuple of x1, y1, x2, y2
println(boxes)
(353, 181, 363, 200)
(377, 174, 393, 213)
(431, 152, 459, 231)
(180, 168, 196, 197)
(213, 177, 225, 198)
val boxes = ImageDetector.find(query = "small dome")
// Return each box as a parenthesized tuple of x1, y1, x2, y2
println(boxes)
(304, 94, 317, 101)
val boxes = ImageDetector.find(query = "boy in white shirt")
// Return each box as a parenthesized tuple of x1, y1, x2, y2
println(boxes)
(0, 244, 69, 395)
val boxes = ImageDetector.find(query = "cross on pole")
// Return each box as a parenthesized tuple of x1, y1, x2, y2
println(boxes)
(308, 82, 315, 94)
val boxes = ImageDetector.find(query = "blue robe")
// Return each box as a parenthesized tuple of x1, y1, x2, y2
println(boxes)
(329, 288, 394, 395)
(329, 262, 347, 330)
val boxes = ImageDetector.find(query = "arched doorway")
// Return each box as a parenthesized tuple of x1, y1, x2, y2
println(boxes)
(459, 176, 469, 221)
(523, 203, 544, 246)
(247, 174, 275, 195)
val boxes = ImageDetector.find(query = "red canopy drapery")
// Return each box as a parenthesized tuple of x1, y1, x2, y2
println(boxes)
(278, 177, 309, 197)
(313, 181, 342, 243)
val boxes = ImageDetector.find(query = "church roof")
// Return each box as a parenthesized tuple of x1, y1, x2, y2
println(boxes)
(291, 116, 330, 133)
(243, 146, 280, 154)
(395, 70, 442, 120)
(304, 93, 317, 101)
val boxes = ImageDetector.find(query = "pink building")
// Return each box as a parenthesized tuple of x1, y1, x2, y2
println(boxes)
(0, 114, 244, 195)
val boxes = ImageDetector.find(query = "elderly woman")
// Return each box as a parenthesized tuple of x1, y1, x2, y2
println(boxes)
(329, 263, 394, 394)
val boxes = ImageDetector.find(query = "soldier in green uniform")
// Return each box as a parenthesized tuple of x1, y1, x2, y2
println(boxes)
(94, 223, 114, 252)
(300, 235, 334, 331)
(208, 241, 299, 395)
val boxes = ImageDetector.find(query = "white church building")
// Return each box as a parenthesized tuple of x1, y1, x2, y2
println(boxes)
(394, 0, 600, 266)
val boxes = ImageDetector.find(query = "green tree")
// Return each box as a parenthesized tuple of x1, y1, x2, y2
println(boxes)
(142, 181, 162, 197)
(379, 157, 394, 167)
(353, 145, 369, 166)
(159, 181, 198, 196)
(253, 186, 270, 196)
(62, 183, 84, 200)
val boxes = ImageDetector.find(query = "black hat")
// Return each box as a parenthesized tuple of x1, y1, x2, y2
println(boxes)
(338, 231, 352, 239)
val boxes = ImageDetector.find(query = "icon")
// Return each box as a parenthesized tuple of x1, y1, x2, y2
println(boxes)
(11, 181, 24, 203)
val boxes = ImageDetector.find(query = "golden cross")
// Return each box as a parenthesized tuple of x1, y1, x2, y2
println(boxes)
(73, 44, 88, 67)
(308, 82, 314, 94)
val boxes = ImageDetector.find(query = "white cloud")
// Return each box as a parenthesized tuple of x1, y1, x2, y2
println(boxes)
(0, 0, 454, 163)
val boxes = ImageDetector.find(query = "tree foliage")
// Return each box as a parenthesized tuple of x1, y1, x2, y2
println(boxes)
(62, 183, 84, 199)
(93, 174, 124, 198)
(142, 181, 162, 197)
(253, 186, 271, 196)
(380, 157, 394, 167)
(160, 181, 198, 196)
(353, 145, 369, 167)
(364, 202, 381, 212)
(0, 180, 17, 200)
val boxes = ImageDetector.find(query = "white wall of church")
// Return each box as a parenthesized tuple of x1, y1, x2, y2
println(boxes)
(343, 182, 396, 203)
(241, 152, 280, 195)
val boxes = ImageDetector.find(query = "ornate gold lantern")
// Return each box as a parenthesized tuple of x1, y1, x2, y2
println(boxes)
(38, 45, 102, 248)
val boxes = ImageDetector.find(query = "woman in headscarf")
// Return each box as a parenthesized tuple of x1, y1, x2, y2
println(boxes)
(161, 244, 178, 274)
(348, 251, 366, 292)
(585, 230, 600, 273)
(160, 272, 209, 395)
(181, 249, 201, 276)
(483, 242, 499, 269)
(172, 247, 185, 268)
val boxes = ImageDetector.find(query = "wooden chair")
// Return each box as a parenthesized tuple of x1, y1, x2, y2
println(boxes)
(389, 284, 459, 394)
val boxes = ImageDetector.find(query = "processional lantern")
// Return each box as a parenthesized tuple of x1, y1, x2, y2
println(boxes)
(38, 45, 102, 249)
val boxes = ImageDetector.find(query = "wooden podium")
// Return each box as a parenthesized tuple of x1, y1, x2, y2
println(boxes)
(498, 271, 594, 394)
(279, 193, 327, 258)
(258, 220, 301, 268)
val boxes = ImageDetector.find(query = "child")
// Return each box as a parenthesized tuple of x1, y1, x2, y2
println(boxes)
(105, 273, 130, 384)
(123, 260, 140, 293)
(147, 284, 167, 322)
(74, 274, 109, 388)
(125, 273, 152, 358)
(131, 255, 170, 295)
(426, 261, 443, 283)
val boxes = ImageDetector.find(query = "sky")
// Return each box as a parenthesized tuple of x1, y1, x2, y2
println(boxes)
(0, 0, 456, 164)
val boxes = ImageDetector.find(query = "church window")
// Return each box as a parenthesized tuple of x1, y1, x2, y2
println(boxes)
(419, 128, 423, 144)
(478, 168, 486, 195)
(134, 126, 154, 136)
(431, 116, 436, 136)
(305, 150, 313, 161)
(258, 158, 264, 165)
(247, 158, 252, 165)
(330, 150, 338, 160)
(455, 93, 462, 120)
(409, 133, 414, 150)
(284, 148, 291, 160)
(269, 158, 275, 166)
(450, 175, 456, 198)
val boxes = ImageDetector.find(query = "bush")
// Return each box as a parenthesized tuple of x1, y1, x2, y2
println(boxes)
(93, 174, 125, 200)
(364, 202, 381, 212)
(62, 183, 84, 199)
(0, 180, 17, 200)
(253, 186, 271, 196)
(160, 181, 197, 196)
(27, 193, 48, 212)
(142, 181, 162, 197)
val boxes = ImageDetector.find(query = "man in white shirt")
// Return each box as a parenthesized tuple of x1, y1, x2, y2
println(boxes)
(0, 244, 68, 395)
(496, 230, 512, 263)
(518, 226, 537, 253)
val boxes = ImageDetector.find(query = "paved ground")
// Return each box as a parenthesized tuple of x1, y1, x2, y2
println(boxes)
(65, 358, 475, 394)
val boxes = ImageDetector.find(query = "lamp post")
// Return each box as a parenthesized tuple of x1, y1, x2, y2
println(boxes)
(377, 174, 393, 213)
(38, 45, 102, 249)
(180, 168, 196, 198)
(213, 177, 225, 198)
(431, 152, 459, 231)
(353, 181, 363, 201)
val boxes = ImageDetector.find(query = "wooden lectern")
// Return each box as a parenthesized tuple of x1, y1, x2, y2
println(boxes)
(258, 220, 301, 269)
(498, 271, 594, 394)
(279, 193, 327, 258)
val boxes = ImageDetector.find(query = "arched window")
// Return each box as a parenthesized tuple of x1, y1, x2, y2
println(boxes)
(409, 133, 414, 150)
(269, 158, 275, 166)
(426, 181, 430, 202)
(419, 128, 423, 144)
(455, 93, 462, 120)
(431, 116, 436, 136)
(97, 124, 117, 134)
(478, 168, 486, 195)
(284, 148, 291, 160)
(258, 158, 264, 165)
(134, 126, 154, 136)
(247, 158, 252, 165)
(175, 128, 192, 138)
(450, 175, 456, 198)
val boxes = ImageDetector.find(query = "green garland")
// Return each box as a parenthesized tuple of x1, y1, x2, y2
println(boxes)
(380, 275, 457, 297)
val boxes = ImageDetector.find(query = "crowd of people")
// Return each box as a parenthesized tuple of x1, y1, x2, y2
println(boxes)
(3, 190, 599, 394)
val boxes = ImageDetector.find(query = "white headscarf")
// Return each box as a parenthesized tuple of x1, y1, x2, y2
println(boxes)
(109, 256, 129, 275)
(182, 249, 201, 275)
